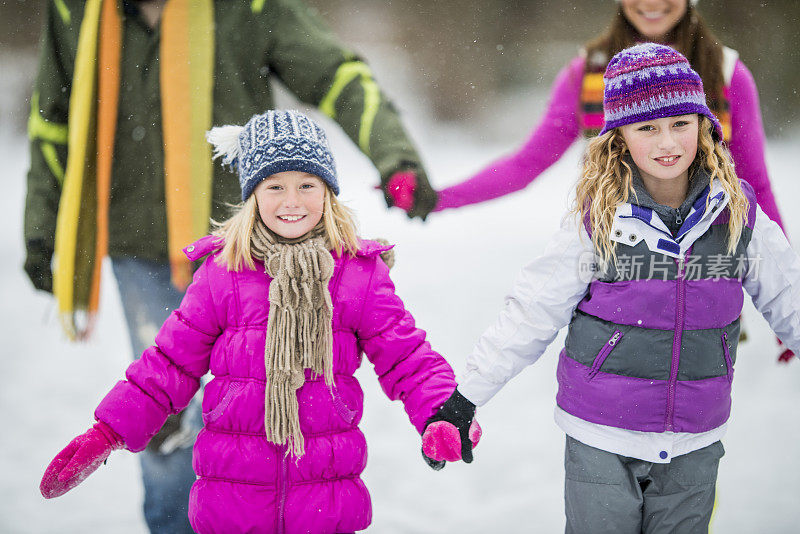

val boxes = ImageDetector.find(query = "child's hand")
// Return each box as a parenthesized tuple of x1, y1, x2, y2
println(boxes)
(40, 421, 124, 499)
(420, 389, 482, 470)
(777, 337, 795, 363)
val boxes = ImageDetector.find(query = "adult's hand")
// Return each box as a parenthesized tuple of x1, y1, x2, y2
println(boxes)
(24, 239, 53, 293)
(381, 168, 438, 220)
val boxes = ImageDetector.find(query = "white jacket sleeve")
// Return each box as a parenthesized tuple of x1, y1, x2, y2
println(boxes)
(743, 205, 800, 353)
(458, 217, 594, 406)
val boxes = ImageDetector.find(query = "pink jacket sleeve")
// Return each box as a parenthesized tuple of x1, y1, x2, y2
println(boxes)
(356, 257, 457, 433)
(435, 55, 585, 211)
(95, 260, 222, 451)
(727, 59, 785, 232)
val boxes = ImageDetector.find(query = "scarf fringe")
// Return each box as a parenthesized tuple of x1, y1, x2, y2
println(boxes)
(265, 377, 304, 457)
(252, 220, 335, 458)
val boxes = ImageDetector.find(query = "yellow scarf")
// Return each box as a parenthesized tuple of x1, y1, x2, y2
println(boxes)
(54, 0, 214, 340)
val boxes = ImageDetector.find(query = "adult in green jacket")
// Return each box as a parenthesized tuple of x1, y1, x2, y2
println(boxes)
(25, 0, 435, 532)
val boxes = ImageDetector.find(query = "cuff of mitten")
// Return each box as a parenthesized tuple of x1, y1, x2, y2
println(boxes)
(425, 388, 476, 431)
(447, 389, 476, 418)
(93, 421, 124, 450)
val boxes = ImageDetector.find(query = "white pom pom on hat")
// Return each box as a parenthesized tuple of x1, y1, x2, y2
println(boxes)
(206, 124, 244, 167)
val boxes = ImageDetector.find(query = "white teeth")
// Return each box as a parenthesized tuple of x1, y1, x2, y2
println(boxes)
(658, 156, 678, 163)
(642, 11, 665, 19)
(279, 215, 303, 221)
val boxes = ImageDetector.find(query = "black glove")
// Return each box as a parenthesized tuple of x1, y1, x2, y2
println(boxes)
(421, 389, 480, 470)
(24, 239, 54, 293)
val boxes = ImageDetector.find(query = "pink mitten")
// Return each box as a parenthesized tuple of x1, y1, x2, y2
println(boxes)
(422, 419, 482, 462)
(777, 337, 795, 363)
(40, 421, 124, 499)
(384, 171, 417, 212)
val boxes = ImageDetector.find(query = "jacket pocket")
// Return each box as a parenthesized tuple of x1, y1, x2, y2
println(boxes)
(587, 330, 624, 380)
(721, 332, 734, 383)
(204, 381, 242, 425)
(331, 386, 357, 425)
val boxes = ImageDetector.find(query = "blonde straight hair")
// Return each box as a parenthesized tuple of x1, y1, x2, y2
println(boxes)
(212, 186, 360, 271)
(572, 116, 749, 267)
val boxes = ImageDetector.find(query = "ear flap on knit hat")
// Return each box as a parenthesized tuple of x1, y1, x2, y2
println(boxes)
(206, 124, 244, 170)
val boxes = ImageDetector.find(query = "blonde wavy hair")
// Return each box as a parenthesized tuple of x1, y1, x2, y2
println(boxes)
(572, 115, 749, 267)
(212, 186, 360, 272)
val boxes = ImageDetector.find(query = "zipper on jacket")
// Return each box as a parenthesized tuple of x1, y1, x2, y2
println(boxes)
(277, 445, 288, 534)
(675, 209, 683, 227)
(721, 331, 734, 382)
(587, 330, 624, 380)
(665, 254, 687, 431)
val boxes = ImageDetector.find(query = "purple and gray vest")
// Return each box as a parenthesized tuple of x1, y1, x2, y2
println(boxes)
(557, 179, 757, 433)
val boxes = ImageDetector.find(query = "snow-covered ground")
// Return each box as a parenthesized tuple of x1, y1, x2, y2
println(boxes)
(3, 92, 800, 532)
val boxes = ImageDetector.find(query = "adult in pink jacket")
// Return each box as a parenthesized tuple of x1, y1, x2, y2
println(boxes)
(39, 110, 475, 533)
(432, 0, 784, 233)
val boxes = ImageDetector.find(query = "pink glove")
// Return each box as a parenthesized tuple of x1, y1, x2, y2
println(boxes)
(378, 169, 438, 219)
(777, 337, 795, 363)
(384, 170, 417, 211)
(40, 421, 124, 499)
(422, 419, 482, 463)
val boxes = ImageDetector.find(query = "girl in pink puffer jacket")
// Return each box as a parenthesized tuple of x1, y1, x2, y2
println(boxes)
(40, 110, 479, 533)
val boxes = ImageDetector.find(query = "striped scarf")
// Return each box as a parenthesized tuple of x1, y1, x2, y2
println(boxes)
(54, 0, 214, 340)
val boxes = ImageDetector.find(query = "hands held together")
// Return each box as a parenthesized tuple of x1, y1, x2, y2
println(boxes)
(381, 168, 438, 221)
(421, 389, 481, 470)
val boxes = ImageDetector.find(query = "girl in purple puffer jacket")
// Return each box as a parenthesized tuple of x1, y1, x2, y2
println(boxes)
(39, 110, 477, 534)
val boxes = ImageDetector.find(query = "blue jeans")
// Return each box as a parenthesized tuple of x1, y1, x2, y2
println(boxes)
(112, 257, 203, 534)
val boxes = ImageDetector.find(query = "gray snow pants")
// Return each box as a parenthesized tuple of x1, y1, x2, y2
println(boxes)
(564, 435, 724, 534)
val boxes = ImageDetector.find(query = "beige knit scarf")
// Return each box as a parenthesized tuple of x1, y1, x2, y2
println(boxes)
(250, 219, 336, 458)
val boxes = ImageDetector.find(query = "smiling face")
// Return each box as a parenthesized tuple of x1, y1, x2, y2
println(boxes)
(253, 171, 326, 239)
(619, 114, 699, 189)
(620, 0, 688, 42)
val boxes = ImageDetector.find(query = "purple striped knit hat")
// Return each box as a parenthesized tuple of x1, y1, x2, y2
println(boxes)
(599, 43, 723, 140)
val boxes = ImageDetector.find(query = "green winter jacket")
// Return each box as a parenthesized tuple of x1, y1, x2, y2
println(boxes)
(25, 0, 430, 271)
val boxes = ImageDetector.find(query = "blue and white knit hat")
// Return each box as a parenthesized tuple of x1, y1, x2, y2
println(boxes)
(599, 43, 722, 140)
(206, 109, 338, 201)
